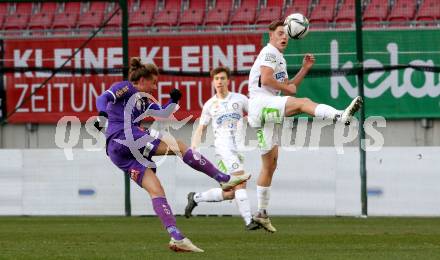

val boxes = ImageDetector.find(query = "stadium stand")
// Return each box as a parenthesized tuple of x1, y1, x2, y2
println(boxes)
(256, 6, 282, 29)
(309, 0, 337, 28)
(129, 0, 156, 31)
(284, 0, 311, 18)
(335, 0, 355, 28)
(204, 0, 233, 31)
(1, 0, 439, 36)
(416, 0, 440, 26)
(230, 0, 258, 30)
(363, 0, 389, 27)
(153, 0, 181, 31)
(52, 12, 78, 35)
(179, 1, 207, 30)
(388, 0, 416, 27)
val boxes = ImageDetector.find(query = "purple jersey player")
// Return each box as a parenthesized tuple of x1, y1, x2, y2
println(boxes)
(95, 57, 250, 252)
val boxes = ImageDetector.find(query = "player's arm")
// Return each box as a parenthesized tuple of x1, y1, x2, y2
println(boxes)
(136, 89, 182, 121)
(260, 66, 297, 95)
(94, 90, 115, 131)
(191, 123, 208, 150)
(191, 102, 211, 150)
(287, 53, 315, 90)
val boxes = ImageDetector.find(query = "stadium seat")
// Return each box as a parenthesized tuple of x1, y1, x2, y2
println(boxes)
(77, 11, 105, 31)
(3, 13, 29, 35)
(416, 0, 440, 26)
(363, 0, 388, 27)
(28, 12, 54, 33)
(0, 3, 10, 29)
(63, 2, 82, 14)
(284, 0, 310, 18)
(104, 10, 122, 34)
(188, 0, 207, 10)
(39, 2, 59, 14)
(163, 0, 182, 11)
(88, 2, 108, 14)
(266, 0, 285, 7)
(388, 0, 416, 27)
(205, 8, 231, 30)
(14, 2, 34, 15)
(230, 7, 257, 29)
(153, 0, 181, 30)
(129, 0, 156, 30)
(256, 6, 282, 29)
(52, 12, 78, 35)
(335, 0, 355, 28)
(309, 0, 336, 27)
(153, 10, 179, 27)
(179, 8, 205, 29)
(215, 0, 234, 12)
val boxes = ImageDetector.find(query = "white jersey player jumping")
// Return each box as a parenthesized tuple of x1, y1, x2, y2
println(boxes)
(185, 66, 260, 230)
(248, 20, 363, 232)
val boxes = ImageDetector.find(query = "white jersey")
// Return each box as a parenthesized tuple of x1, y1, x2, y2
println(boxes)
(248, 43, 288, 98)
(199, 92, 248, 148)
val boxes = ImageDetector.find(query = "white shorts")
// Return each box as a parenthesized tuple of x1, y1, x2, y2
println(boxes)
(215, 147, 244, 174)
(248, 95, 288, 154)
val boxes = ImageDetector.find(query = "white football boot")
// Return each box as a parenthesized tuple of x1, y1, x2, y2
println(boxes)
(168, 237, 204, 253)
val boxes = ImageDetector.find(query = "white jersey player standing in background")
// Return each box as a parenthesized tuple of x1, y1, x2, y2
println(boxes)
(185, 66, 260, 230)
(248, 20, 363, 232)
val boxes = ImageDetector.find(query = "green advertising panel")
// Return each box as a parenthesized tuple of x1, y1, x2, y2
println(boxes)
(264, 29, 440, 118)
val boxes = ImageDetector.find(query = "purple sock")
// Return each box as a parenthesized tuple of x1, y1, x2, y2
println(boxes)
(182, 149, 230, 183)
(152, 197, 185, 241)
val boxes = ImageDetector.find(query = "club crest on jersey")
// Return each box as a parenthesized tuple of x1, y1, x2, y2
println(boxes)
(232, 102, 239, 110)
(264, 53, 276, 63)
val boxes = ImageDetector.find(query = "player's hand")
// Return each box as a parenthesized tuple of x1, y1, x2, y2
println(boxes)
(170, 89, 182, 103)
(94, 111, 108, 131)
(302, 53, 315, 70)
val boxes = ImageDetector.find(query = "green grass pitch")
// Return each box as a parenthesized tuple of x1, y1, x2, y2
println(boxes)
(1, 216, 440, 259)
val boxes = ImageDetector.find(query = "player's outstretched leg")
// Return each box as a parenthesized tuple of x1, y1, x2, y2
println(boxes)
(181, 148, 251, 190)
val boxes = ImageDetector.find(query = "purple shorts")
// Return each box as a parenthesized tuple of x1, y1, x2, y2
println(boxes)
(106, 126, 161, 187)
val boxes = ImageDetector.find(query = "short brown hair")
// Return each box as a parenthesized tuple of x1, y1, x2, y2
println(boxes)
(268, 20, 284, 31)
(210, 66, 231, 79)
(129, 57, 159, 82)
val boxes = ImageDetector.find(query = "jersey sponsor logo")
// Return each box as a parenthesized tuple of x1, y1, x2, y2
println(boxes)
(275, 71, 286, 81)
(115, 85, 129, 98)
(264, 53, 276, 63)
(216, 113, 241, 125)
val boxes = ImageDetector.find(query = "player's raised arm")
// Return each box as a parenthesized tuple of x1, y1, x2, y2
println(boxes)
(287, 53, 315, 91)
(134, 89, 182, 123)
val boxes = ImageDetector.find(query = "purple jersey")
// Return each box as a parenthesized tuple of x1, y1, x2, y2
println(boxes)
(98, 81, 143, 138)
(95, 81, 177, 186)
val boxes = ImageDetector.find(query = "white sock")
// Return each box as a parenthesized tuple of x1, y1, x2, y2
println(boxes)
(314, 104, 341, 120)
(257, 185, 271, 212)
(193, 188, 223, 203)
(234, 189, 252, 225)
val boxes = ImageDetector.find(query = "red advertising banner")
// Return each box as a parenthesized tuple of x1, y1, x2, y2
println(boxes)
(4, 34, 262, 123)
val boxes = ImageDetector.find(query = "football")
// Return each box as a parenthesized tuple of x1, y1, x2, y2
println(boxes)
(284, 13, 310, 39)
